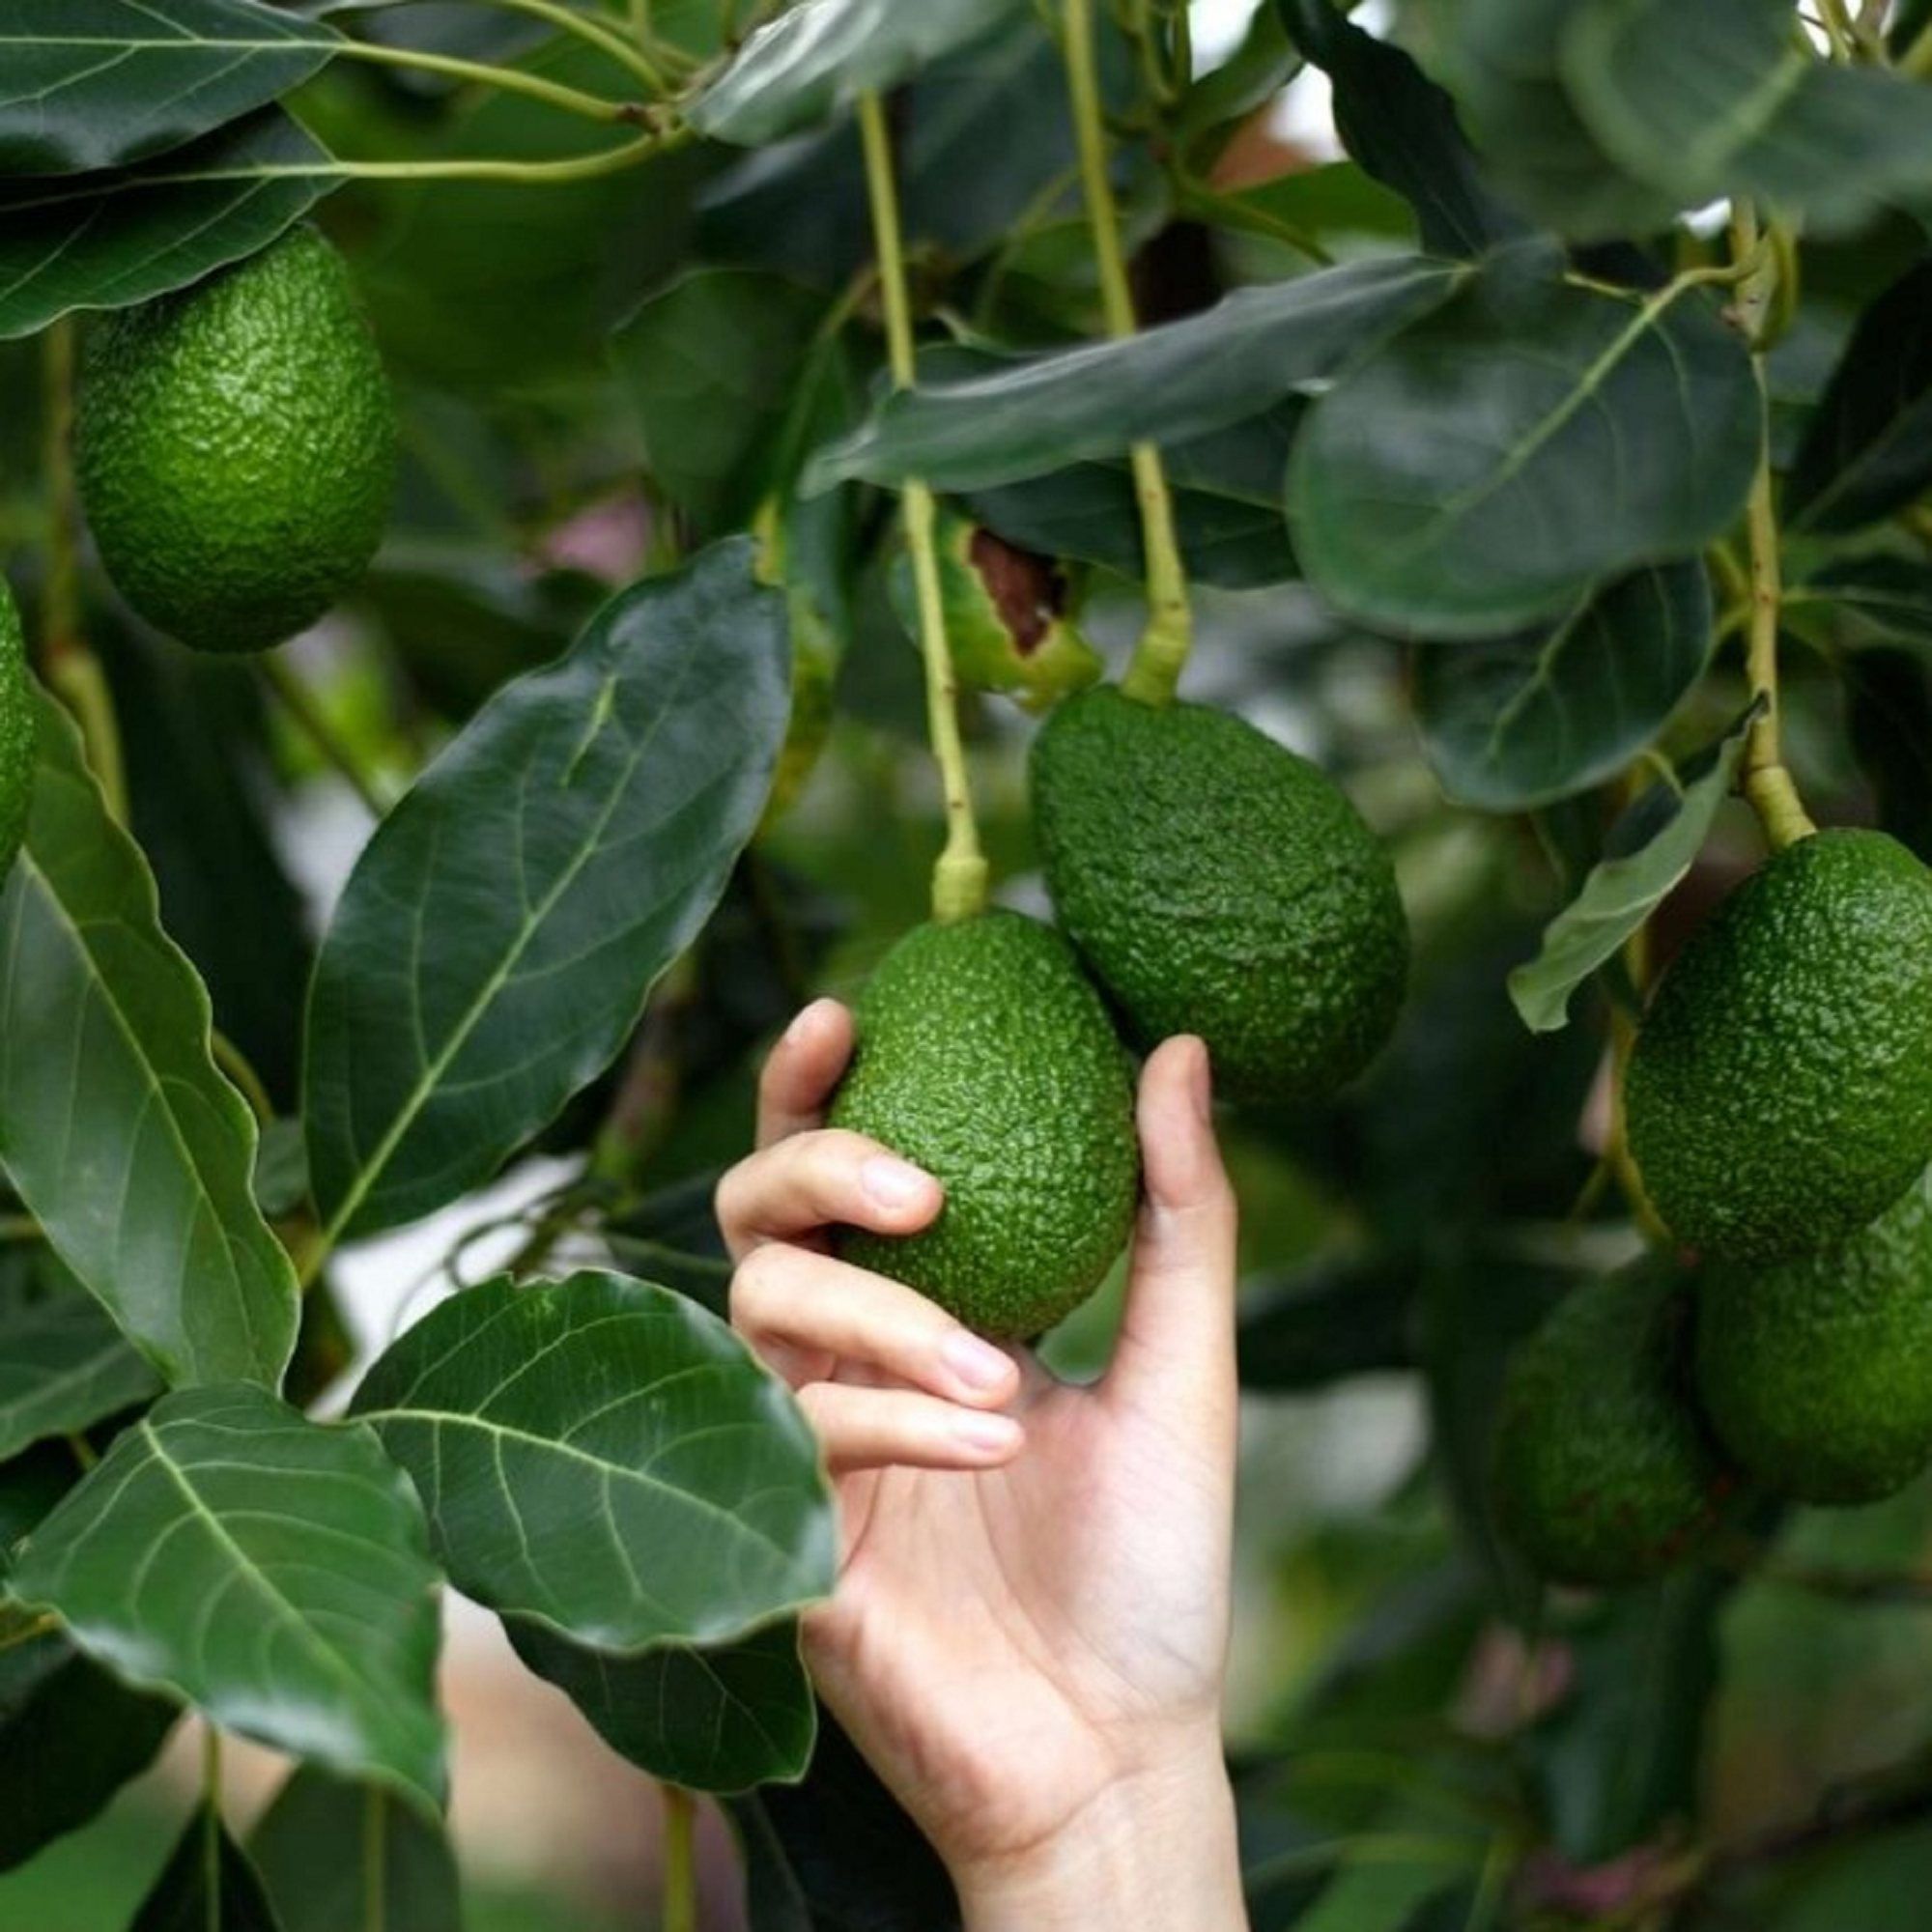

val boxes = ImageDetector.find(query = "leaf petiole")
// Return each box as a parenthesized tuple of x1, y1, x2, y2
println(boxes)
(327, 39, 645, 124)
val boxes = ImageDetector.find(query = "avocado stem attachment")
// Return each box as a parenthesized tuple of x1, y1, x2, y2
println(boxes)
(1061, 0, 1192, 709)
(857, 89, 988, 923)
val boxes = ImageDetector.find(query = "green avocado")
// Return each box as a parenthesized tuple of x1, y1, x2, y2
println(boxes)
(0, 578, 35, 883)
(1493, 1256, 1734, 1588)
(74, 224, 396, 654)
(1625, 828, 1932, 1262)
(1695, 1165, 1932, 1505)
(828, 908, 1140, 1339)
(1028, 684, 1407, 1103)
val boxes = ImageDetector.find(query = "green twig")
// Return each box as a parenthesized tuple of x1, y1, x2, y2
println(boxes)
(257, 652, 394, 819)
(469, 0, 672, 89)
(211, 1031, 275, 1128)
(329, 39, 645, 123)
(662, 1785, 698, 1932)
(857, 89, 987, 924)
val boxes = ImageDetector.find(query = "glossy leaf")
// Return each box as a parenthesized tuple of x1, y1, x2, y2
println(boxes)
(1291, 253, 1759, 637)
(131, 1804, 281, 1932)
(249, 1767, 461, 1932)
(6, 1384, 447, 1810)
(691, 0, 1024, 146)
(303, 539, 789, 1241)
(0, 1295, 163, 1462)
(348, 1271, 836, 1650)
(0, 688, 299, 1390)
(1412, 560, 1712, 811)
(0, 0, 337, 177)
(1804, 555, 1932, 649)
(1506, 709, 1759, 1033)
(1784, 257, 1932, 534)
(0, 109, 330, 339)
(1565, 0, 1932, 238)
(507, 1614, 816, 1792)
(807, 257, 1465, 493)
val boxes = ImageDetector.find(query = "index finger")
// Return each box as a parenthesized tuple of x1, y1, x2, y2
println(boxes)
(756, 997, 855, 1147)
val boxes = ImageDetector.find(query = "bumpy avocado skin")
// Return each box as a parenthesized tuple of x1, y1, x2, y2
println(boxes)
(1625, 829, 1932, 1263)
(1493, 1257, 1734, 1588)
(0, 579, 34, 882)
(1029, 686, 1408, 1104)
(828, 909, 1141, 1340)
(1695, 1165, 1932, 1505)
(74, 224, 396, 654)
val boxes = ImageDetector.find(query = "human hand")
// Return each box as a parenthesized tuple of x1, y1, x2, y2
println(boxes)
(717, 998, 1246, 1928)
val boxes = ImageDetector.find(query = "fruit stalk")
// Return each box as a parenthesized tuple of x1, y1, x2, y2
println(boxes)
(1063, 0, 1192, 709)
(857, 88, 988, 923)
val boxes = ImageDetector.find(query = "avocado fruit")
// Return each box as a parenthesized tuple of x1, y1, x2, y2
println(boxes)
(1625, 828, 1932, 1262)
(1695, 1164, 1932, 1505)
(0, 578, 34, 883)
(74, 224, 396, 654)
(1028, 685, 1407, 1104)
(827, 908, 1140, 1339)
(1493, 1256, 1734, 1587)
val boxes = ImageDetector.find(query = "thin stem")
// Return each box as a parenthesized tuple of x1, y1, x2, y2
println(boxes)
(201, 1726, 223, 1932)
(1063, 0, 1191, 707)
(329, 39, 644, 123)
(363, 1785, 387, 1932)
(661, 1785, 698, 1932)
(857, 89, 987, 923)
(1905, 15, 1932, 77)
(471, 0, 672, 90)
(211, 1032, 275, 1127)
(258, 652, 394, 819)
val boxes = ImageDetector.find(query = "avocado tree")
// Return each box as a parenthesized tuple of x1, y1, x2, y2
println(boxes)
(2, 1, 1932, 1925)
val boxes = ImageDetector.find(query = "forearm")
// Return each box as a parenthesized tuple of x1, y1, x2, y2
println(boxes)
(952, 1734, 1248, 1932)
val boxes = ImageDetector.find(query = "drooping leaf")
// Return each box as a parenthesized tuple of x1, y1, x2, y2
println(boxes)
(507, 1613, 816, 1793)
(0, 1296, 163, 1462)
(0, 687, 299, 1390)
(0, 1627, 179, 1873)
(303, 539, 789, 1242)
(806, 256, 1466, 493)
(0, 109, 331, 339)
(690, 0, 1025, 146)
(6, 1384, 447, 1811)
(1290, 250, 1759, 638)
(1412, 560, 1712, 810)
(248, 1767, 461, 1932)
(1506, 707, 1760, 1033)
(0, 0, 338, 177)
(1784, 257, 1932, 534)
(1277, 0, 1531, 257)
(129, 1803, 282, 1932)
(348, 1271, 836, 1651)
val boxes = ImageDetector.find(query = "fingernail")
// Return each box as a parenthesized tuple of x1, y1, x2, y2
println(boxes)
(783, 998, 832, 1047)
(941, 1328, 1012, 1394)
(952, 1410, 1021, 1455)
(862, 1155, 932, 1211)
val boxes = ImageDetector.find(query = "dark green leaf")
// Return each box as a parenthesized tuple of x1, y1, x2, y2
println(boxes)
(1236, 1254, 1415, 1391)
(1412, 560, 1713, 810)
(1565, 0, 1932, 238)
(303, 539, 789, 1242)
(130, 1804, 282, 1932)
(1846, 649, 1932, 863)
(0, 109, 330, 339)
(807, 257, 1466, 493)
(1506, 708, 1758, 1033)
(690, 0, 1025, 146)
(0, 1296, 163, 1462)
(1785, 257, 1932, 534)
(7, 1384, 447, 1810)
(507, 1614, 816, 1793)
(1803, 554, 1932, 648)
(0, 1627, 179, 1872)
(0, 688, 299, 1390)
(1291, 253, 1759, 637)
(611, 269, 831, 532)
(248, 1767, 461, 1932)
(1277, 0, 1530, 257)
(349, 1271, 836, 1650)
(0, 0, 337, 177)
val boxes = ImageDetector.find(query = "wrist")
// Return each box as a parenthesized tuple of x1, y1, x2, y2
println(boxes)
(952, 1729, 1246, 1931)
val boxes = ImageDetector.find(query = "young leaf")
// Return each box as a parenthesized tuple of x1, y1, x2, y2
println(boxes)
(690, 0, 1024, 146)
(506, 1614, 817, 1793)
(1506, 709, 1760, 1034)
(303, 538, 789, 1242)
(0, 109, 331, 340)
(0, 1296, 164, 1462)
(1291, 253, 1758, 638)
(6, 1384, 447, 1811)
(1412, 560, 1713, 811)
(0, 0, 337, 178)
(0, 688, 300, 1391)
(130, 1802, 283, 1932)
(348, 1271, 836, 1651)
(806, 257, 1465, 493)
